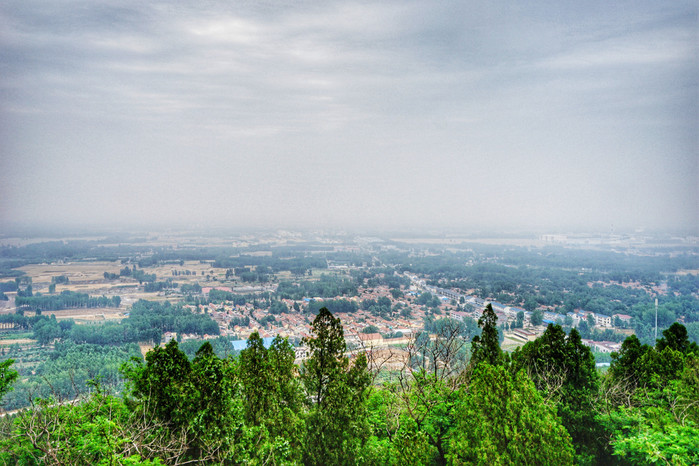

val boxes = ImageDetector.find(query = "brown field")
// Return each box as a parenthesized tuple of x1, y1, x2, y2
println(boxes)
(0, 257, 302, 326)
(0, 338, 36, 346)
(1, 261, 211, 322)
(17, 261, 123, 285)
(26, 307, 126, 322)
(139, 343, 154, 357)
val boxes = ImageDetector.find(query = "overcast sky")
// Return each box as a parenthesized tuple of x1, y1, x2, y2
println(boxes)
(1, 0, 697, 233)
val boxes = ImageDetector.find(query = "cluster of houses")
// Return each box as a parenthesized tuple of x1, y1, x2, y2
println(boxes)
(581, 339, 622, 353)
(187, 276, 636, 362)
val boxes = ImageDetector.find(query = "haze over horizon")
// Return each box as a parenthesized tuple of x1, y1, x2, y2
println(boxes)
(1, 1, 697, 234)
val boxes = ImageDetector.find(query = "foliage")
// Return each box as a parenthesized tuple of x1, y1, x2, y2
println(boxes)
(301, 308, 372, 465)
(122, 340, 238, 462)
(0, 388, 166, 465)
(3, 342, 142, 411)
(277, 274, 358, 300)
(470, 304, 502, 367)
(530, 308, 543, 326)
(306, 298, 359, 315)
(449, 364, 575, 465)
(600, 322, 699, 466)
(15, 291, 121, 312)
(612, 418, 699, 465)
(511, 325, 605, 462)
(238, 332, 304, 463)
(0, 359, 18, 405)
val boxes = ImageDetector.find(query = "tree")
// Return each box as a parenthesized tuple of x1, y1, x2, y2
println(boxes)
(512, 325, 603, 462)
(33, 315, 62, 345)
(238, 331, 303, 458)
(587, 314, 596, 329)
(391, 317, 469, 464)
(608, 334, 649, 386)
(523, 296, 537, 312)
(239, 332, 271, 426)
(301, 308, 371, 465)
(470, 304, 502, 366)
(449, 364, 575, 465)
(656, 322, 697, 354)
(122, 340, 192, 430)
(603, 346, 699, 465)
(0, 359, 17, 405)
(531, 309, 544, 326)
(269, 300, 288, 315)
(122, 340, 237, 463)
(187, 342, 237, 460)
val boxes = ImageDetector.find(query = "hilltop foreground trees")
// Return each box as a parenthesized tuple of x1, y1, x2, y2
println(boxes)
(238, 331, 304, 463)
(0, 306, 697, 465)
(0, 359, 17, 404)
(301, 307, 372, 465)
(449, 364, 575, 465)
(599, 322, 699, 465)
(511, 325, 604, 462)
(453, 309, 575, 465)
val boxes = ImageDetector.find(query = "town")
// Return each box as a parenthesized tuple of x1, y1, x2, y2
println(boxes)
(2, 229, 694, 367)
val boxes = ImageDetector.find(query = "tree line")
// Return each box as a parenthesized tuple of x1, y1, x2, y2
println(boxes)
(15, 290, 121, 312)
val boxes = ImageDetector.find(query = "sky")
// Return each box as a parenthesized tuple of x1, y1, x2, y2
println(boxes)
(1, 0, 697, 234)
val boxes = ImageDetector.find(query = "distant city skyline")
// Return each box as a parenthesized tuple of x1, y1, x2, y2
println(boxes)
(1, 1, 697, 233)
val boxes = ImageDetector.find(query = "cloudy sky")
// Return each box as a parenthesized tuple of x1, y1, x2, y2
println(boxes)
(1, 0, 697, 233)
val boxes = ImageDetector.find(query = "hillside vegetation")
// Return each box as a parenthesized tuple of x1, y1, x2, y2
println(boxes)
(0, 306, 697, 465)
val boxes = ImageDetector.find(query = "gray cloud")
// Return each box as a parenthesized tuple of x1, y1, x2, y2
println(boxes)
(1, 0, 696, 232)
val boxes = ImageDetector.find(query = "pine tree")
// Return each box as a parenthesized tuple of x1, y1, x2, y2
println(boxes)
(470, 304, 503, 366)
(450, 364, 575, 465)
(301, 308, 371, 465)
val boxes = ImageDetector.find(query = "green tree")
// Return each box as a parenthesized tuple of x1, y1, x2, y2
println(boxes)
(188, 342, 237, 459)
(512, 325, 603, 463)
(238, 331, 304, 462)
(1, 388, 166, 465)
(0, 359, 18, 405)
(523, 296, 537, 312)
(392, 317, 468, 464)
(122, 340, 238, 462)
(608, 334, 649, 386)
(301, 307, 371, 465)
(587, 314, 596, 329)
(606, 355, 699, 465)
(122, 340, 192, 430)
(531, 309, 544, 326)
(449, 364, 575, 465)
(656, 322, 697, 354)
(601, 325, 699, 466)
(470, 304, 502, 366)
